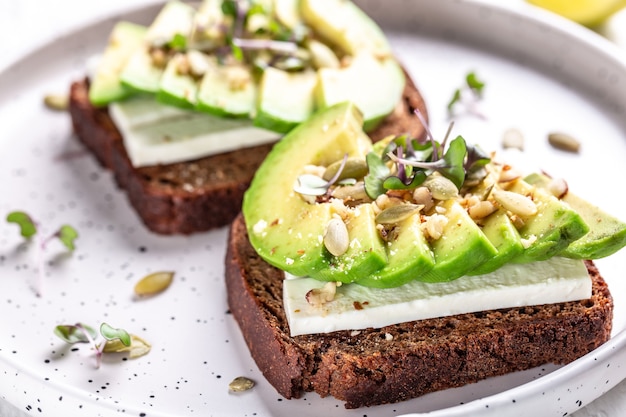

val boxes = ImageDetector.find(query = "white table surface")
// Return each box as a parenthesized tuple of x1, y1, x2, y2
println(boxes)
(1, 1, 626, 416)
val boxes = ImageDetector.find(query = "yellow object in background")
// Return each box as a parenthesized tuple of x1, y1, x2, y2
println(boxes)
(527, 0, 626, 27)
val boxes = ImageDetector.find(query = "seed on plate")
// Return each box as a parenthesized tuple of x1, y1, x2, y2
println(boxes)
(103, 334, 152, 359)
(502, 128, 524, 150)
(43, 94, 68, 111)
(229, 376, 255, 392)
(134, 271, 175, 296)
(548, 132, 581, 153)
(324, 217, 350, 256)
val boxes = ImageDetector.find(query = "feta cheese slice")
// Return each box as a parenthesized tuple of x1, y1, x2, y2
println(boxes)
(283, 257, 592, 336)
(109, 97, 278, 167)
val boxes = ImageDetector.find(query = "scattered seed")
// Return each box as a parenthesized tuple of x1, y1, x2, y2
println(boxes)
(229, 376, 255, 392)
(43, 94, 68, 111)
(134, 271, 175, 296)
(492, 188, 537, 217)
(323, 157, 368, 182)
(423, 175, 459, 200)
(103, 334, 152, 359)
(375, 204, 423, 225)
(548, 132, 581, 153)
(502, 128, 524, 150)
(468, 200, 497, 220)
(323, 217, 350, 256)
(330, 182, 371, 203)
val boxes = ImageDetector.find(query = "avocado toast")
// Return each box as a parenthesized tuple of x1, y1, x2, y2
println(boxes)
(225, 101, 626, 408)
(68, 0, 427, 234)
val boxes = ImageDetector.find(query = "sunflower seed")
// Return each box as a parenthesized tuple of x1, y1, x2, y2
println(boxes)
(502, 128, 524, 150)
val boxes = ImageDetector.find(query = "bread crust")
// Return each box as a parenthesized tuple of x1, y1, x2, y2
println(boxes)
(225, 213, 614, 409)
(68, 68, 427, 234)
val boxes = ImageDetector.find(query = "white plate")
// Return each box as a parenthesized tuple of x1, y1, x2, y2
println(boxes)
(1, 1, 626, 416)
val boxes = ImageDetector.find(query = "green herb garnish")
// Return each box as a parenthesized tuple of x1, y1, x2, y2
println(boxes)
(447, 71, 487, 119)
(6, 211, 78, 297)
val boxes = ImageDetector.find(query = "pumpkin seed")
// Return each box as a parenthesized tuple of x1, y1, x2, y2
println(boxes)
(134, 271, 175, 296)
(375, 204, 423, 225)
(323, 217, 350, 256)
(548, 132, 581, 153)
(330, 182, 371, 202)
(103, 334, 152, 359)
(229, 376, 255, 392)
(43, 94, 68, 111)
(423, 175, 459, 200)
(323, 157, 368, 182)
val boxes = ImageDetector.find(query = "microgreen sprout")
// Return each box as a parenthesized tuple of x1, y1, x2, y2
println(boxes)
(364, 112, 490, 199)
(54, 322, 142, 368)
(6, 211, 78, 297)
(447, 71, 487, 119)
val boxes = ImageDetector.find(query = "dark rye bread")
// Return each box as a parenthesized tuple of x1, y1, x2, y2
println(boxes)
(68, 69, 428, 234)
(225, 213, 614, 409)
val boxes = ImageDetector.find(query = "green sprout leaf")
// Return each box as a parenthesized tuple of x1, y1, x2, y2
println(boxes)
(7, 211, 37, 238)
(100, 323, 131, 347)
(168, 33, 187, 50)
(447, 88, 462, 116)
(56, 225, 78, 251)
(466, 71, 486, 95)
(54, 323, 98, 344)
(364, 152, 390, 199)
(439, 136, 468, 189)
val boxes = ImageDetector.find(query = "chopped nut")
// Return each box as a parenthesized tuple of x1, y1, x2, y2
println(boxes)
(412, 187, 435, 212)
(548, 132, 581, 153)
(227, 66, 251, 91)
(502, 128, 524, 150)
(385, 333, 394, 341)
(422, 213, 449, 240)
(468, 200, 497, 220)
(547, 177, 568, 199)
(306, 282, 338, 307)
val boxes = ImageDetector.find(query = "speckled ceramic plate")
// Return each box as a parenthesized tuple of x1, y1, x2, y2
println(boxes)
(1, 1, 626, 416)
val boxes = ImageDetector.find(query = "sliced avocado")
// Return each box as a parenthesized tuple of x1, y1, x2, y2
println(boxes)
(468, 209, 524, 275)
(300, 0, 391, 57)
(243, 102, 385, 283)
(197, 60, 257, 117)
(315, 53, 405, 132)
(421, 200, 498, 282)
(356, 212, 435, 288)
(88, 22, 147, 107)
(157, 53, 200, 109)
(525, 172, 626, 259)
(143, 0, 195, 49)
(119, 48, 164, 94)
(508, 179, 589, 264)
(254, 67, 317, 133)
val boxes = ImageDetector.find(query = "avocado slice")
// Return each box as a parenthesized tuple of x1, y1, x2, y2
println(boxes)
(300, 0, 391, 57)
(421, 200, 498, 282)
(315, 53, 405, 132)
(468, 209, 524, 275)
(254, 67, 317, 133)
(156, 53, 199, 109)
(243, 102, 387, 283)
(508, 179, 589, 264)
(119, 48, 164, 95)
(356, 212, 435, 288)
(525, 172, 626, 259)
(196, 60, 257, 117)
(88, 22, 147, 107)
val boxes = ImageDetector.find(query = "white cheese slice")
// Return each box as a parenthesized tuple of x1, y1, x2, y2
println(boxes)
(109, 97, 279, 167)
(283, 257, 592, 336)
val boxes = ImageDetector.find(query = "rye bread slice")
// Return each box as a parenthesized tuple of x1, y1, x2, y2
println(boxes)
(68, 68, 428, 234)
(225, 212, 614, 409)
